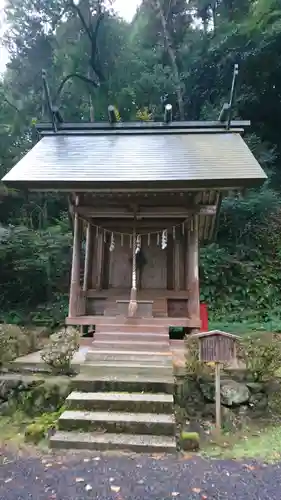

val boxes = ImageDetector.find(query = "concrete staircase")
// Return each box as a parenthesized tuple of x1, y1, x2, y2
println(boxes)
(50, 325, 176, 453)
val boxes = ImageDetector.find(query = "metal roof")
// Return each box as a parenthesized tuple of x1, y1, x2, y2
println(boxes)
(2, 131, 266, 190)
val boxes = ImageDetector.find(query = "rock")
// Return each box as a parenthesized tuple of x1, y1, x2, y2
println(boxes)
(220, 380, 250, 407)
(0, 401, 11, 415)
(201, 403, 216, 419)
(249, 392, 268, 410)
(182, 378, 206, 417)
(199, 378, 250, 406)
(18, 380, 44, 392)
(263, 380, 281, 395)
(0, 379, 21, 400)
(237, 405, 250, 419)
(246, 382, 265, 393)
(198, 381, 215, 401)
(180, 431, 200, 451)
(222, 407, 238, 430)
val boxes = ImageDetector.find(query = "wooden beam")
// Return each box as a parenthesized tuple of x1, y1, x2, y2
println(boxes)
(76, 205, 217, 218)
(187, 214, 200, 328)
(174, 238, 180, 292)
(69, 208, 82, 317)
(37, 120, 250, 132)
(82, 218, 185, 230)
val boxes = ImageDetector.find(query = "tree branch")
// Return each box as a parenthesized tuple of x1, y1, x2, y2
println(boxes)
(54, 72, 99, 105)
(153, 0, 185, 120)
(68, 0, 105, 84)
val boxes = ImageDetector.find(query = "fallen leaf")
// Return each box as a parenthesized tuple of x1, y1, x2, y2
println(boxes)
(75, 478, 85, 483)
(85, 484, 92, 492)
(244, 465, 256, 471)
(192, 488, 202, 494)
(111, 485, 121, 493)
(180, 454, 193, 460)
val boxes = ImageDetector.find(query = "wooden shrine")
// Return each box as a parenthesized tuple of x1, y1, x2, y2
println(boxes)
(2, 63, 267, 333)
(2, 115, 266, 331)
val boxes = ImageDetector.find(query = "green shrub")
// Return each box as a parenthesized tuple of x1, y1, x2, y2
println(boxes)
(239, 335, 281, 382)
(0, 324, 31, 366)
(41, 327, 79, 374)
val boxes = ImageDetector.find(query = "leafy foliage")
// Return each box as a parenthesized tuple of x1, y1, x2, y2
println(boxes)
(0, 324, 42, 366)
(239, 335, 281, 382)
(41, 327, 80, 374)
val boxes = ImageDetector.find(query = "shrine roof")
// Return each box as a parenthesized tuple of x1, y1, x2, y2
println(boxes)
(2, 121, 267, 191)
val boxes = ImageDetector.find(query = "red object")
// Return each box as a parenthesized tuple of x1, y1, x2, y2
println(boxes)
(200, 303, 208, 332)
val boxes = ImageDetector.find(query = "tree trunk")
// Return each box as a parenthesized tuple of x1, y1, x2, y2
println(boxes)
(88, 1, 95, 122)
(154, 0, 185, 120)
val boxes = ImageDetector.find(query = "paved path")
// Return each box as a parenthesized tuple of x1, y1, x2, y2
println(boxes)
(1, 449, 281, 500)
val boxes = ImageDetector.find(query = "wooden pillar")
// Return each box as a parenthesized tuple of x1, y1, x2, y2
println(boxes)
(187, 214, 200, 323)
(174, 238, 181, 291)
(96, 232, 104, 290)
(83, 223, 93, 291)
(69, 210, 82, 318)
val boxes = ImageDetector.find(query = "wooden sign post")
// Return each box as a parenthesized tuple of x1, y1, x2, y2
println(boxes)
(191, 330, 239, 433)
(215, 362, 221, 431)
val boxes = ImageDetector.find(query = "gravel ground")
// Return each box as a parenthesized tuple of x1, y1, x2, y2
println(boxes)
(1, 449, 281, 500)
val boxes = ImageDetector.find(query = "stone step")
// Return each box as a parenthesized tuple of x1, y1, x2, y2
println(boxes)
(66, 391, 174, 413)
(50, 431, 176, 453)
(72, 373, 174, 394)
(85, 350, 172, 365)
(94, 332, 169, 342)
(96, 324, 168, 334)
(58, 410, 176, 436)
(92, 340, 170, 351)
(81, 362, 173, 378)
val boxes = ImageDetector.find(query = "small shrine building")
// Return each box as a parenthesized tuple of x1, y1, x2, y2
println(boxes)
(2, 116, 266, 332)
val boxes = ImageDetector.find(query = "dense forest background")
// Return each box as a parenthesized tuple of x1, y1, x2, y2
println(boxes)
(0, 0, 281, 329)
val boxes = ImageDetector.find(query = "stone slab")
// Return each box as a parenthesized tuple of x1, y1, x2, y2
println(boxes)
(92, 341, 170, 351)
(81, 362, 173, 378)
(85, 350, 173, 365)
(66, 391, 174, 413)
(50, 431, 176, 453)
(72, 373, 174, 394)
(58, 410, 176, 436)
